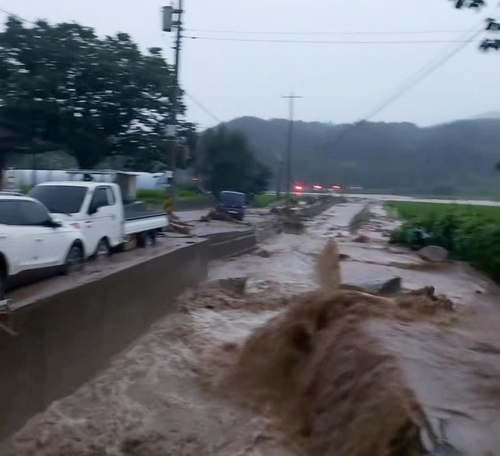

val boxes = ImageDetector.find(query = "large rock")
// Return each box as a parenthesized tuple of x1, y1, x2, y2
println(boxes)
(353, 234, 370, 243)
(418, 245, 448, 262)
(345, 276, 402, 296)
(203, 276, 249, 294)
(256, 249, 272, 258)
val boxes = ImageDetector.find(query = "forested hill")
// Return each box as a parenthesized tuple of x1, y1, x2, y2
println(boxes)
(223, 116, 500, 198)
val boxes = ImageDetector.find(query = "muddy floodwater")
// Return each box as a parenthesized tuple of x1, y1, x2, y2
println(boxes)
(2, 201, 500, 455)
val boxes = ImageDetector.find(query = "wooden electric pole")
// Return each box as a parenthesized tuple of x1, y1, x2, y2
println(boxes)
(281, 92, 302, 203)
(162, 2, 183, 214)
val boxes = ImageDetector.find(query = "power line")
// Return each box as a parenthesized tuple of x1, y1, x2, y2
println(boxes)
(331, 25, 484, 146)
(0, 7, 36, 25)
(185, 92, 221, 124)
(362, 28, 484, 120)
(185, 36, 481, 45)
(186, 28, 479, 36)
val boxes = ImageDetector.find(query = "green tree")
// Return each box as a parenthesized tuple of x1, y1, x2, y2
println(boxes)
(453, 1, 500, 174)
(0, 18, 190, 170)
(198, 125, 272, 196)
(118, 117, 198, 172)
(451, 0, 485, 8)
(450, 1, 500, 50)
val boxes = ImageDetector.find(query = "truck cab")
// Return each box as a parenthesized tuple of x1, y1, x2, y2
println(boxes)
(29, 171, 169, 257)
(29, 182, 124, 257)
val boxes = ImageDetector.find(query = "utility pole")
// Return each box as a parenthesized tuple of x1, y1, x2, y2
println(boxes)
(281, 92, 302, 202)
(162, 2, 183, 214)
(275, 155, 284, 198)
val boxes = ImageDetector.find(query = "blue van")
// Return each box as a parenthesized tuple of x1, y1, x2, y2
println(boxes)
(219, 191, 246, 220)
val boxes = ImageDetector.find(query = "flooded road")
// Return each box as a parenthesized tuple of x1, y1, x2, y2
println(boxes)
(2, 201, 500, 455)
(344, 193, 500, 207)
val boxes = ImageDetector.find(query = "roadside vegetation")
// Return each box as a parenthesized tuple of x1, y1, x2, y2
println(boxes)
(388, 201, 500, 282)
(137, 189, 211, 207)
(20, 185, 31, 195)
(252, 194, 284, 208)
(139, 190, 284, 208)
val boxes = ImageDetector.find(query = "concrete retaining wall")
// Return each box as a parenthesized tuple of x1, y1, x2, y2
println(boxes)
(0, 240, 209, 439)
(255, 197, 345, 242)
(255, 221, 280, 243)
(201, 229, 257, 260)
(301, 196, 345, 218)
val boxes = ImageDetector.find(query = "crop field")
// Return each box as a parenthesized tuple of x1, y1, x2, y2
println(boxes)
(387, 201, 500, 282)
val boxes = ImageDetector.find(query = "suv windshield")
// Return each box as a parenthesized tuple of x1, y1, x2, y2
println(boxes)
(221, 192, 245, 206)
(29, 185, 88, 214)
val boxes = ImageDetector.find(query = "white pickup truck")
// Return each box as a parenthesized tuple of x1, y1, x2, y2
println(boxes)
(29, 181, 168, 257)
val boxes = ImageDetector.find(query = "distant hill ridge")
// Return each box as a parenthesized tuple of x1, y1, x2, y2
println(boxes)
(221, 116, 500, 198)
(471, 111, 500, 120)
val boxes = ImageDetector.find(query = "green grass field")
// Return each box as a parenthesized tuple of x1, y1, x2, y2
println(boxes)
(387, 201, 500, 221)
(137, 189, 211, 206)
(253, 194, 285, 208)
(388, 201, 500, 282)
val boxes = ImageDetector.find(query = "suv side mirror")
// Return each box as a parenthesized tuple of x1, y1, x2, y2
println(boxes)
(41, 218, 62, 228)
(51, 218, 63, 228)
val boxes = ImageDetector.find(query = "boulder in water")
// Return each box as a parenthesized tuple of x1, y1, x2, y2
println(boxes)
(418, 245, 448, 262)
(256, 249, 272, 258)
(345, 276, 402, 296)
(202, 276, 249, 295)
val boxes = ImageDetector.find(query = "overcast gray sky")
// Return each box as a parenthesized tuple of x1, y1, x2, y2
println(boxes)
(2, 0, 500, 129)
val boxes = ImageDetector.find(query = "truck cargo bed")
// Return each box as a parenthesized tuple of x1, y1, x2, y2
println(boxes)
(124, 202, 168, 236)
(124, 203, 166, 221)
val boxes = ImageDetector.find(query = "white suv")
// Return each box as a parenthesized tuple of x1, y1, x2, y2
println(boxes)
(0, 193, 86, 297)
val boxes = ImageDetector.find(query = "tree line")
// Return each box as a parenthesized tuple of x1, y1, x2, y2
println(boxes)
(0, 17, 270, 196)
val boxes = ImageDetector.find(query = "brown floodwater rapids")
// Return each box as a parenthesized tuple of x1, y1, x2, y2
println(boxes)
(1, 202, 500, 455)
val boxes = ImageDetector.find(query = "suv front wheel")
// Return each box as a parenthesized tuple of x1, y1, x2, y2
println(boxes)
(0, 272, 6, 300)
(63, 243, 85, 275)
(0, 257, 7, 299)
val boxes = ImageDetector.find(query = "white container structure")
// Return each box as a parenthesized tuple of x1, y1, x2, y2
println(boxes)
(9, 169, 173, 191)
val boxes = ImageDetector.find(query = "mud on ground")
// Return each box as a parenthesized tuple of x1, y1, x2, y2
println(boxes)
(3, 202, 500, 456)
